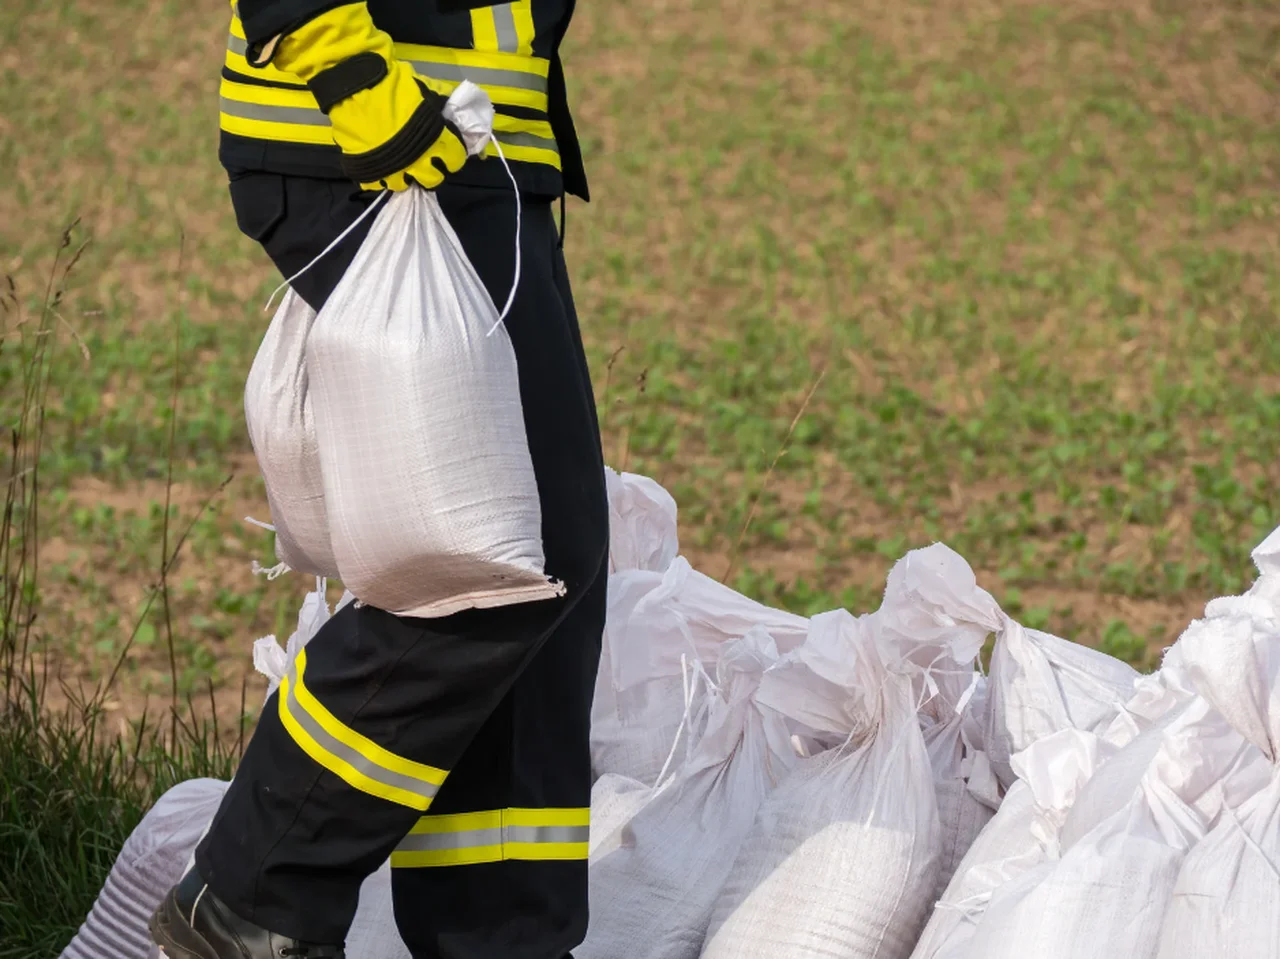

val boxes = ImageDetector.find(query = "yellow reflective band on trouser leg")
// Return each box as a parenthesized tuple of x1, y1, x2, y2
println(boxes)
(390, 808, 591, 867)
(278, 649, 448, 811)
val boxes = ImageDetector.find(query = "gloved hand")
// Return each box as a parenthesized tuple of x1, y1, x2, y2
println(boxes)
(261, 2, 468, 191)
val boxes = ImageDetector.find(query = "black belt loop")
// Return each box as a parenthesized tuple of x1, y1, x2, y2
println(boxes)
(557, 193, 567, 250)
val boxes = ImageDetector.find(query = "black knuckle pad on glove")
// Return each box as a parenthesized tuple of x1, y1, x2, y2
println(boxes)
(339, 82, 449, 184)
(308, 51, 390, 114)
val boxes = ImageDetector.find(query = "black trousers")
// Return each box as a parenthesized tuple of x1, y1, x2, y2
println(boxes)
(197, 173, 609, 959)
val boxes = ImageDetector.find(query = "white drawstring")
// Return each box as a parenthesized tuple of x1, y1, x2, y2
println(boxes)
(262, 189, 391, 314)
(485, 136, 522, 336)
(257, 137, 523, 334)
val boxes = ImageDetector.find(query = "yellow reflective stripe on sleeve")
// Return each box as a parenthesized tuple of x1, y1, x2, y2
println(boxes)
(219, 77, 334, 145)
(220, 112, 336, 145)
(278, 649, 447, 811)
(390, 808, 590, 868)
(394, 44, 549, 79)
(221, 78, 325, 111)
(226, 36, 309, 86)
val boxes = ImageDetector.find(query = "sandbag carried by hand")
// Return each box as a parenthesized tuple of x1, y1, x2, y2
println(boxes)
(306, 178, 560, 618)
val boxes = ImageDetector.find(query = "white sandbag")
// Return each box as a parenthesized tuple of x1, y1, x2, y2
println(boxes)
(605, 466, 679, 574)
(590, 557, 808, 785)
(1156, 776, 1280, 959)
(244, 289, 337, 578)
(590, 671, 692, 787)
(875, 543, 1004, 670)
(964, 696, 1245, 959)
(305, 86, 560, 619)
(1201, 524, 1280, 622)
(909, 728, 1111, 959)
(1058, 649, 1203, 848)
(984, 616, 1139, 788)
(579, 628, 797, 959)
(702, 548, 1007, 959)
(703, 610, 939, 959)
(882, 544, 1003, 889)
(590, 469, 688, 784)
(588, 772, 653, 855)
(934, 771, 996, 894)
(60, 779, 230, 959)
(344, 860, 412, 959)
(602, 558, 810, 693)
(921, 672, 997, 891)
(1157, 595, 1280, 959)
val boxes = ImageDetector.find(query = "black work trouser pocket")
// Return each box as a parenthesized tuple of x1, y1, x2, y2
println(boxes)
(228, 173, 378, 312)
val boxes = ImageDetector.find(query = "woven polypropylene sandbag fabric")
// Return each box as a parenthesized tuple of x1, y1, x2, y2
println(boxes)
(605, 467, 679, 575)
(702, 681, 941, 959)
(909, 781, 1040, 959)
(984, 621, 1139, 788)
(243, 287, 338, 579)
(304, 187, 558, 618)
(1156, 775, 1280, 959)
(934, 778, 997, 895)
(1156, 596, 1280, 959)
(963, 825, 1183, 959)
(579, 630, 796, 959)
(589, 772, 654, 854)
(59, 779, 230, 959)
(591, 673, 689, 786)
(344, 859, 413, 959)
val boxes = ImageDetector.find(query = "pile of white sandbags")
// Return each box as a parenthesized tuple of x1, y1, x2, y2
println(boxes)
(584, 474, 1007, 959)
(912, 526, 1280, 959)
(63, 468, 1280, 959)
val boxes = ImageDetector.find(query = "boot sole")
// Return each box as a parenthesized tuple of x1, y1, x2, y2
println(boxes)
(148, 885, 221, 959)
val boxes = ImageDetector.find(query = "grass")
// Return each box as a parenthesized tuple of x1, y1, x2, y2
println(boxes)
(0, 222, 246, 957)
(0, 0, 1276, 706)
(0, 0, 1276, 951)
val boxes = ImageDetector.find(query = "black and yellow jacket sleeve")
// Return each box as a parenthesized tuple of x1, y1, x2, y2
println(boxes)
(219, 0, 589, 201)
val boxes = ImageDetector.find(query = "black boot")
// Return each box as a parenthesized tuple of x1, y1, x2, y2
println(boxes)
(149, 866, 345, 959)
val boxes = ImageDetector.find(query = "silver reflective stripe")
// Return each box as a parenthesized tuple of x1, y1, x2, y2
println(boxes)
(227, 34, 247, 55)
(403, 59, 546, 93)
(491, 3, 520, 53)
(494, 129, 559, 154)
(220, 97, 331, 127)
(397, 827, 501, 852)
(282, 663, 440, 805)
(506, 824, 589, 844)
(395, 823, 589, 852)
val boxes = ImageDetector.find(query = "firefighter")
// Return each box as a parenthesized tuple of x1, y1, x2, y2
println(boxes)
(149, 2, 608, 957)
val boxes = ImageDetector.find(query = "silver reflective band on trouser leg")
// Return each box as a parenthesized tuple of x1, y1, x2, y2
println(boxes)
(390, 809, 591, 867)
(396, 824, 590, 851)
(278, 648, 448, 810)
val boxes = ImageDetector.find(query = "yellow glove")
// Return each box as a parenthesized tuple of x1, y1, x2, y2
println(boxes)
(264, 3, 468, 191)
